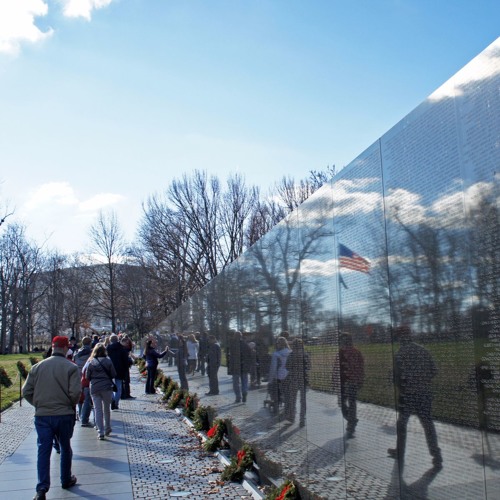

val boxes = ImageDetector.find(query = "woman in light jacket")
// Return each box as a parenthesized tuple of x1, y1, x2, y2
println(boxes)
(186, 334, 199, 375)
(84, 343, 116, 440)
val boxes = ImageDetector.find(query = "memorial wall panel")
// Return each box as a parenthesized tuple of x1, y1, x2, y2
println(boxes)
(157, 38, 500, 499)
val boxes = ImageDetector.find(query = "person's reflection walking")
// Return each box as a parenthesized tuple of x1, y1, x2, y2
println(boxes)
(333, 332, 365, 438)
(388, 325, 442, 469)
(284, 338, 310, 426)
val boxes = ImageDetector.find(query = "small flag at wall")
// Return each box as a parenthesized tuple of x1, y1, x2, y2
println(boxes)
(339, 244, 371, 274)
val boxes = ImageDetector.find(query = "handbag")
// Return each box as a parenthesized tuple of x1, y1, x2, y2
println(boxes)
(96, 358, 118, 392)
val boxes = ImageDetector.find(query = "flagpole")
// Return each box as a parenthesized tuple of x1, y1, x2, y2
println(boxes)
(335, 238, 343, 334)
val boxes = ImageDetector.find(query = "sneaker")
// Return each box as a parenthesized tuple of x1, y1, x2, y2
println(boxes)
(33, 489, 47, 500)
(81, 422, 92, 428)
(98, 435, 105, 440)
(105, 429, 112, 436)
(387, 448, 398, 459)
(62, 475, 77, 489)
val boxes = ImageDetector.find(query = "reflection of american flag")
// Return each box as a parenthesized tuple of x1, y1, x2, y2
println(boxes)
(339, 244, 370, 273)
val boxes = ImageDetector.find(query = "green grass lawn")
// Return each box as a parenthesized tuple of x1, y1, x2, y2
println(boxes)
(306, 340, 485, 428)
(0, 354, 43, 412)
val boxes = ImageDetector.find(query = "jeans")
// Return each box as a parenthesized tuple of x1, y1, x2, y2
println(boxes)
(232, 372, 249, 401)
(113, 379, 123, 407)
(91, 390, 113, 437)
(146, 366, 157, 394)
(80, 387, 92, 424)
(35, 414, 75, 493)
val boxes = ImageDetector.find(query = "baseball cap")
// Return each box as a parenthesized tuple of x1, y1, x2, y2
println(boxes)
(52, 336, 70, 348)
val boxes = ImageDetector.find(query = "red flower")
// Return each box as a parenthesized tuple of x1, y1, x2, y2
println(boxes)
(277, 484, 290, 500)
(207, 425, 217, 438)
(237, 449, 246, 466)
(185, 397, 191, 408)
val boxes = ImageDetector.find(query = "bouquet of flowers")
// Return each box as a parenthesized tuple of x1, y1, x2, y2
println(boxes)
(203, 418, 226, 451)
(221, 444, 254, 482)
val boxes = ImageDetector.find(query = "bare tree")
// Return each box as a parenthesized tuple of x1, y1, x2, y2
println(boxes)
(62, 253, 95, 339)
(88, 210, 125, 333)
(0, 223, 43, 353)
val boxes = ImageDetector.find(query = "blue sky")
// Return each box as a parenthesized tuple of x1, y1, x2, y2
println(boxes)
(0, 0, 499, 255)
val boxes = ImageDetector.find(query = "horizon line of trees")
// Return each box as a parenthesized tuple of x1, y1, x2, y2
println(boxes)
(0, 167, 335, 353)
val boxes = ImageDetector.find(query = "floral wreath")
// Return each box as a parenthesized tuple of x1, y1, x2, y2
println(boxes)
(0, 366, 12, 388)
(168, 389, 185, 409)
(203, 418, 227, 451)
(183, 393, 198, 419)
(16, 361, 29, 380)
(221, 444, 254, 482)
(193, 404, 210, 432)
(266, 480, 298, 500)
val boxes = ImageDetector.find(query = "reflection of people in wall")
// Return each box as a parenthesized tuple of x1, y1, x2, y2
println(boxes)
(332, 332, 364, 438)
(284, 338, 310, 426)
(229, 331, 252, 403)
(205, 335, 221, 396)
(388, 326, 442, 469)
(268, 336, 291, 414)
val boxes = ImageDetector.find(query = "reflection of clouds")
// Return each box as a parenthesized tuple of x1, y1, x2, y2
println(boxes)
(387, 180, 498, 230)
(386, 188, 427, 225)
(429, 38, 500, 102)
(332, 178, 382, 216)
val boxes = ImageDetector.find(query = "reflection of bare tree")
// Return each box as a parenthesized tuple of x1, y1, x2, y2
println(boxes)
(249, 215, 328, 332)
(385, 203, 469, 338)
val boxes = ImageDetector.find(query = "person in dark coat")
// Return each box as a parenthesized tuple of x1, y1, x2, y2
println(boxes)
(284, 338, 310, 426)
(333, 332, 365, 438)
(144, 339, 168, 394)
(120, 334, 134, 399)
(106, 334, 130, 409)
(229, 331, 253, 403)
(205, 335, 221, 395)
(197, 332, 209, 375)
(175, 335, 189, 391)
(387, 326, 442, 469)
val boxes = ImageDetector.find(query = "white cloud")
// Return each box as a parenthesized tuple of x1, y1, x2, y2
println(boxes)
(79, 192, 124, 211)
(0, 0, 53, 55)
(60, 0, 114, 20)
(24, 181, 79, 210)
(24, 181, 124, 213)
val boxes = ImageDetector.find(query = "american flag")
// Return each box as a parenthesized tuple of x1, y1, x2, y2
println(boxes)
(339, 244, 370, 274)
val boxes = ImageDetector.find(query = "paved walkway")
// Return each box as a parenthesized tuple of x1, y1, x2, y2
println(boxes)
(0, 366, 253, 499)
(2, 360, 499, 499)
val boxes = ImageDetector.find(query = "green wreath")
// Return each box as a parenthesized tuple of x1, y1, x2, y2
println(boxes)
(16, 361, 29, 380)
(193, 404, 210, 431)
(203, 418, 226, 451)
(0, 366, 12, 388)
(221, 444, 254, 482)
(183, 393, 198, 419)
(168, 389, 185, 409)
(266, 480, 298, 500)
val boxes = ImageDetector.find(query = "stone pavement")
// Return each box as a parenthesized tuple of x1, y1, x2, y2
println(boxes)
(0, 366, 254, 499)
(160, 361, 500, 499)
(2, 359, 499, 499)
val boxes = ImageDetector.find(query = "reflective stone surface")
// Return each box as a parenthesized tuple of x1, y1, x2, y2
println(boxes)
(160, 38, 500, 499)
